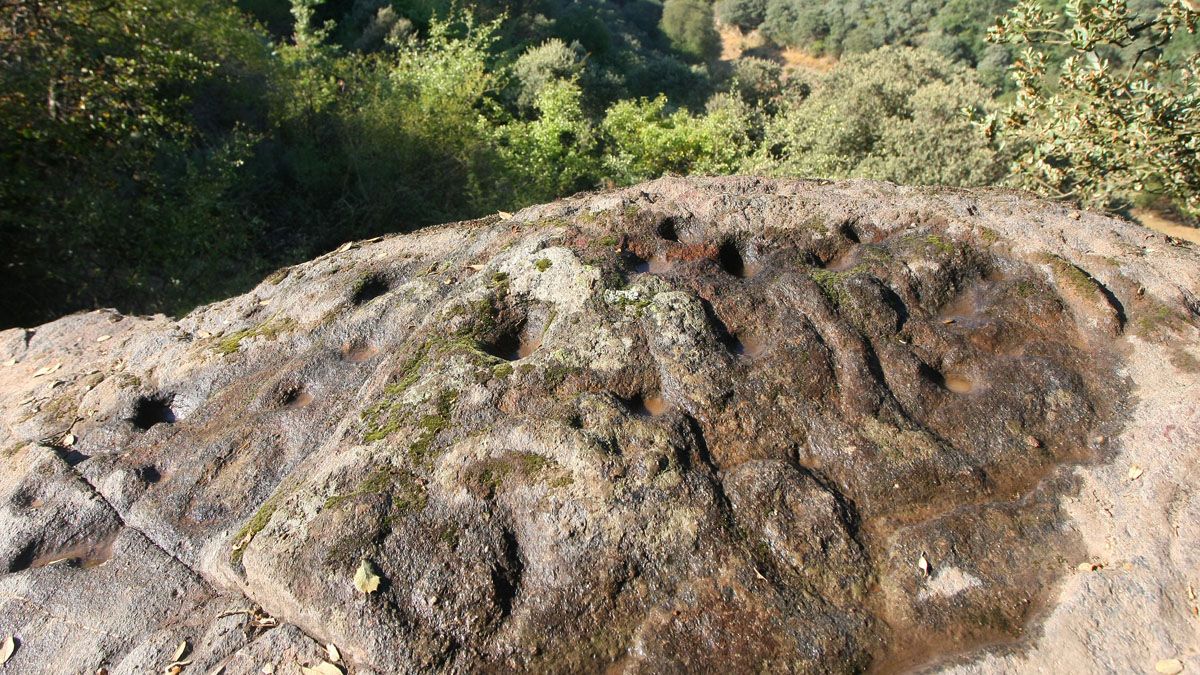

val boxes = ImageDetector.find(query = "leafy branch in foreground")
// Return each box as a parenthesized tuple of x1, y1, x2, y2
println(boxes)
(982, 0, 1200, 215)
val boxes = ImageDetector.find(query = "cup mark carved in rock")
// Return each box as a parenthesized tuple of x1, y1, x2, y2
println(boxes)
(128, 392, 176, 430)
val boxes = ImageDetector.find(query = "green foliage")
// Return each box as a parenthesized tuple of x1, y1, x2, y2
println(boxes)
(496, 81, 601, 206)
(0, 0, 274, 327)
(983, 0, 1200, 214)
(717, 0, 769, 30)
(661, 0, 722, 61)
(760, 0, 1019, 66)
(758, 47, 1002, 186)
(5, 0, 1195, 329)
(602, 94, 754, 183)
(512, 39, 585, 110)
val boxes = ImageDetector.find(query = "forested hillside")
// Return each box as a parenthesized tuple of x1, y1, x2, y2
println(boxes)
(2, 0, 1196, 326)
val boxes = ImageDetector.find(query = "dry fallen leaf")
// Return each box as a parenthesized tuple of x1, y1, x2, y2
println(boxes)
(335, 242, 353, 253)
(354, 560, 381, 594)
(300, 662, 343, 675)
(2, 358, 16, 367)
(326, 643, 341, 663)
(1128, 465, 1144, 481)
(497, 211, 514, 219)
(917, 554, 930, 577)
(0, 635, 15, 665)
(62, 433, 76, 447)
(33, 363, 62, 377)
(1155, 658, 1184, 675)
(172, 640, 189, 663)
(261, 664, 275, 674)
(96, 335, 112, 342)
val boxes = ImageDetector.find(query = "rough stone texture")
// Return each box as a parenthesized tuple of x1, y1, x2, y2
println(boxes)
(0, 176, 1197, 674)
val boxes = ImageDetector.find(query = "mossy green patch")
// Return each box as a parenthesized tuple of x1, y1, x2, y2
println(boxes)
(231, 490, 286, 564)
(809, 268, 862, 308)
(325, 465, 428, 518)
(362, 346, 430, 443)
(407, 389, 458, 465)
(535, 258, 553, 272)
(1170, 348, 1200, 373)
(466, 451, 568, 497)
(1134, 302, 1189, 339)
(492, 363, 514, 379)
(215, 316, 297, 356)
(543, 362, 579, 389)
(1041, 254, 1100, 296)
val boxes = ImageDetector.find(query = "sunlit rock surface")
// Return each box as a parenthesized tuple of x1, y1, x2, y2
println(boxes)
(1, 177, 1197, 673)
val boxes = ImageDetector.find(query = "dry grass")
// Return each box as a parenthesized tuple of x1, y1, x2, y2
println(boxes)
(717, 22, 838, 75)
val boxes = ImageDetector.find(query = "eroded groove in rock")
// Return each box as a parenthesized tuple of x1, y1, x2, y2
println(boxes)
(1, 177, 1196, 674)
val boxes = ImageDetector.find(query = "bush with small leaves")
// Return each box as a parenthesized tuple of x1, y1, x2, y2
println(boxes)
(982, 0, 1200, 215)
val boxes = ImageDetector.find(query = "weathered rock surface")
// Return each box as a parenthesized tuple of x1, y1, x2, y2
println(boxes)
(0, 177, 1197, 674)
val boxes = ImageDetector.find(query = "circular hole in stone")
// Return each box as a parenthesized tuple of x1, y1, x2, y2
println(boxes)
(281, 387, 314, 409)
(138, 465, 162, 484)
(657, 218, 680, 242)
(342, 342, 378, 363)
(943, 373, 974, 394)
(628, 393, 669, 417)
(718, 242, 746, 277)
(718, 242, 763, 278)
(129, 393, 176, 431)
(483, 324, 541, 362)
(731, 333, 766, 358)
(626, 252, 672, 275)
(351, 274, 390, 305)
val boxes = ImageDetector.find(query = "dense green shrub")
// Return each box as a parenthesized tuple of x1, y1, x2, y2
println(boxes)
(602, 94, 753, 182)
(660, 0, 722, 61)
(756, 47, 1002, 186)
(717, 0, 768, 30)
(512, 39, 586, 110)
(0, 0, 276, 326)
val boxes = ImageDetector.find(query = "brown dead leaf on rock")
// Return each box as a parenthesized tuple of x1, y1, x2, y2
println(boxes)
(1128, 465, 1144, 480)
(0, 635, 14, 665)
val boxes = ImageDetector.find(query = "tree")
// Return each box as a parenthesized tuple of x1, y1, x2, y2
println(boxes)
(601, 94, 753, 182)
(512, 39, 586, 110)
(0, 0, 272, 326)
(756, 47, 1002, 186)
(983, 0, 1200, 214)
(661, 0, 722, 61)
(717, 0, 768, 30)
